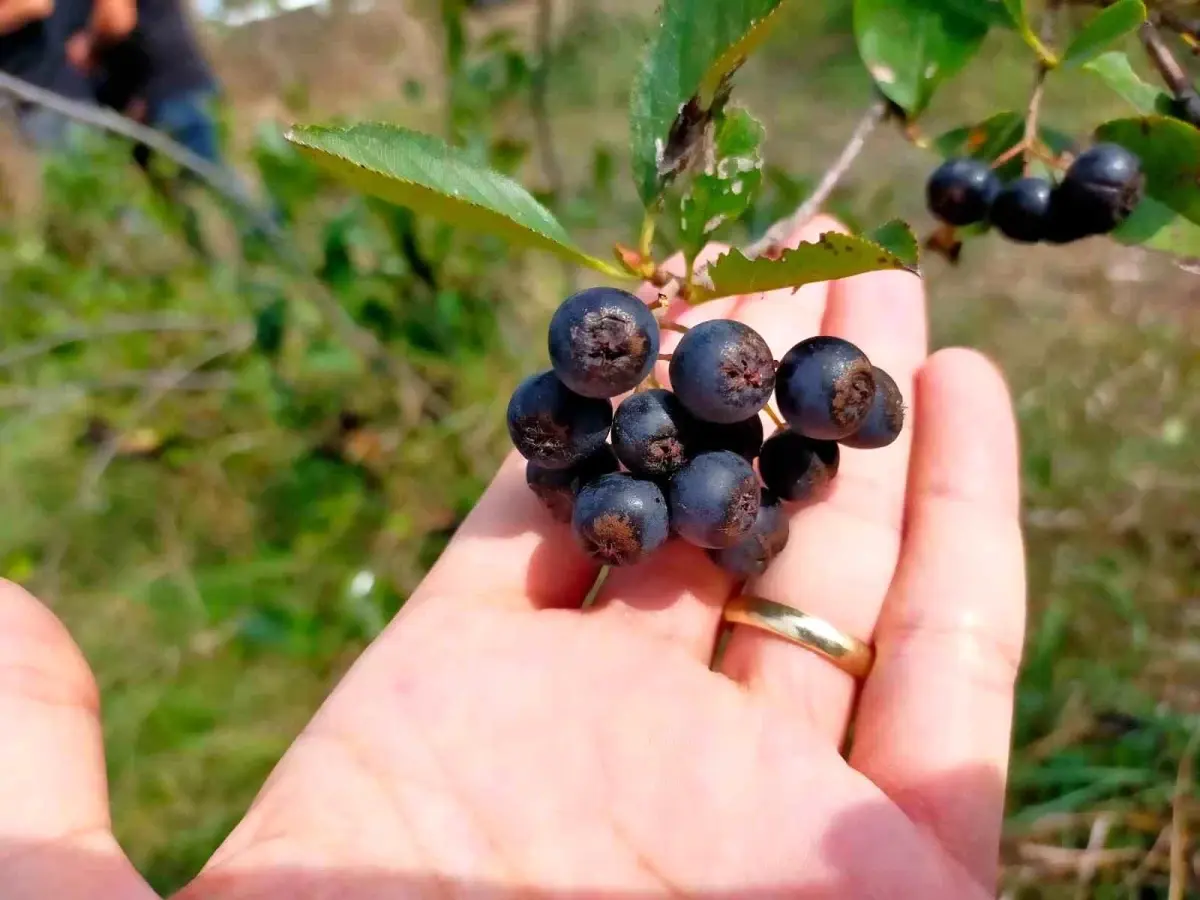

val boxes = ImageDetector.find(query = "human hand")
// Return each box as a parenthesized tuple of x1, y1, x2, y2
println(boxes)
(0, 217, 1025, 899)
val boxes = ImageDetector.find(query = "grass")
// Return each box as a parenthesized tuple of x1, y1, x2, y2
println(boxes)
(0, 2, 1197, 897)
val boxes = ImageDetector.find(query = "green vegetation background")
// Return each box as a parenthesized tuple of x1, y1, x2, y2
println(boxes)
(0, 2, 1195, 896)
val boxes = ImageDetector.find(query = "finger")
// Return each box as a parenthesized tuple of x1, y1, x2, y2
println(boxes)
(0, 580, 155, 900)
(849, 349, 1025, 888)
(410, 450, 601, 612)
(591, 220, 836, 657)
(720, 256, 928, 741)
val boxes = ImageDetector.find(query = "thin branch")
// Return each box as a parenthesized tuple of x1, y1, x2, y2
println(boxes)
(745, 98, 888, 259)
(0, 70, 270, 231)
(1141, 20, 1192, 97)
(0, 371, 236, 407)
(0, 70, 437, 422)
(530, 0, 564, 198)
(76, 328, 253, 508)
(0, 314, 227, 368)
(1023, 65, 1048, 176)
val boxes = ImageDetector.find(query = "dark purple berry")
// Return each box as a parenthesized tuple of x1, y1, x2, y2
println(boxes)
(708, 489, 789, 577)
(548, 287, 660, 398)
(611, 389, 696, 478)
(667, 450, 760, 549)
(990, 177, 1053, 243)
(526, 445, 620, 523)
(506, 370, 612, 470)
(668, 320, 776, 424)
(840, 366, 905, 450)
(759, 429, 839, 503)
(693, 414, 764, 462)
(775, 336, 875, 441)
(926, 157, 1002, 227)
(572, 472, 669, 566)
(1054, 143, 1144, 235)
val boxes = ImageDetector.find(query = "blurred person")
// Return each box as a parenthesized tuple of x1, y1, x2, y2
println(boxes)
(0, 0, 132, 149)
(65, 0, 222, 168)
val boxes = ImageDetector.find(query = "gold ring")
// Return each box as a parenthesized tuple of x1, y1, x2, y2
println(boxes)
(722, 595, 874, 679)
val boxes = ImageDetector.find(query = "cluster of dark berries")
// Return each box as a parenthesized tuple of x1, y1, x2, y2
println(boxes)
(926, 143, 1144, 245)
(506, 286, 905, 577)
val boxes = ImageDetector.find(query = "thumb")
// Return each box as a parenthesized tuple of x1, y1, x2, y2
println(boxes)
(0, 579, 157, 899)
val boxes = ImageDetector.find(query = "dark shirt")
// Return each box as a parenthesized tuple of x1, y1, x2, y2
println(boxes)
(131, 0, 217, 108)
(0, 0, 93, 101)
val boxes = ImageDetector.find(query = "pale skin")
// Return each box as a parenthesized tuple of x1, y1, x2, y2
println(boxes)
(0, 216, 1026, 899)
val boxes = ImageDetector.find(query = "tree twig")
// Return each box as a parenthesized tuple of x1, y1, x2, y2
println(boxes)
(530, 0, 564, 198)
(1023, 66, 1048, 176)
(745, 97, 888, 259)
(76, 327, 253, 508)
(0, 371, 236, 407)
(1141, 20, 1192, 96)
(0, 314, 227, 368)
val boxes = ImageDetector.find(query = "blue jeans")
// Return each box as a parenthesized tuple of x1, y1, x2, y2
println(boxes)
(148, 88, 222, 166)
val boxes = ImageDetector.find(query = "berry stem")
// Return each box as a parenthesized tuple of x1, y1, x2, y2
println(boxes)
(581, 565, 611, 607)
(1141, 20, 1193, 98)
(764, 404, 785, 430)
(638, 212, 656, 257)
(658, 320, 690, 334)
(657, 353, 673, 362)
(744, 97, 889, 259)
(1022, 68, 1046, 177)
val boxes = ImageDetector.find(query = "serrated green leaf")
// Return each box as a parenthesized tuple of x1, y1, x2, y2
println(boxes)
(1111, 195, 1200, 258)
(933, 112, 1076, 180)
(1062, 0, 1146, 69)
(629, 0, 789, 204)
(865, 220, 920, 267)
(853, 0, 990, 117)
(1082, 52, 1170, 114)
(693, 224, 919, 302)
(1094, 116, 1200, 226)
(676, 109, 765, 258)
(285, 123, 622, 275)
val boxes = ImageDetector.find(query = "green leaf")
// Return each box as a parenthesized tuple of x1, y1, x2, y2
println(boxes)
(1111, 194, 1200, 258)
(693, 221, 919, 302)
(933, 111, 1076, 180)
(675, 109, 765, 258)
(853, 0, 990, 117)
(1061, 0, 1146, 69)
(285, 123, 622, 275)
(1082, 52, 1169, 114)
(865, 220, 920, 267)
(939, 0, 1013, 27)
(629, 0, 789, 204)
(1094, 116, 1200, 226)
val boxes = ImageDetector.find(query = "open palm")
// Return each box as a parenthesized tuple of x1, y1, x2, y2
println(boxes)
(0, 218, 1025, 900)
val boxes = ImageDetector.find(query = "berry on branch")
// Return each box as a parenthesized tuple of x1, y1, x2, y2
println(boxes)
(990, 177, 1053, 244)
(548, 286, 660, 399)
(840, 365, 905, 450)
(668, 320, 776, 424)
(506, 370, 613, 470)
(775, 336, 875, 441)
(667, 450, 760, 549)
(573, 473, 670, 566)
(926, 157, 1002, 227)
(708, 489, 790, 577)
(758, 429, 840, 503)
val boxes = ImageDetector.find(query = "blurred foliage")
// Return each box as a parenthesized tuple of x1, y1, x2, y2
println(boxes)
(0, 1, 1196, 897)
